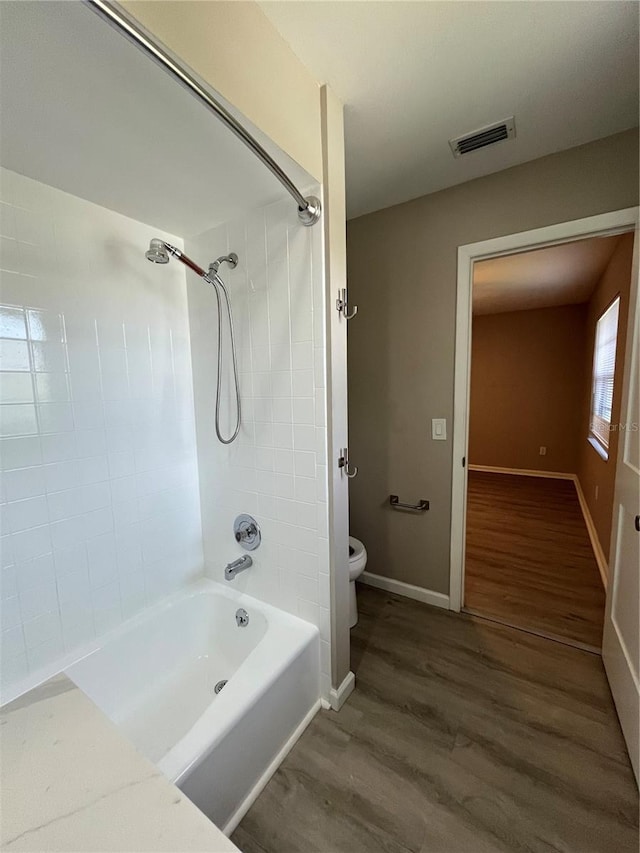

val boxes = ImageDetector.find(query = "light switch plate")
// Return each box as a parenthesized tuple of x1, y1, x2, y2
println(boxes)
(432, 418, 447, 440)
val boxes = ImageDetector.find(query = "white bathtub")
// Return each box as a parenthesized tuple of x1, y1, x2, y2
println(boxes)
(66, 579, 320, 832)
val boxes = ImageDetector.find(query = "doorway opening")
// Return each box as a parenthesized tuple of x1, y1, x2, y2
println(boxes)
(450, 208, 639, 781)
(463, 233, 632, 650)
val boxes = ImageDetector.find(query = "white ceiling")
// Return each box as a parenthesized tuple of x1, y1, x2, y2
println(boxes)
(472, 235, 621, 316)
(0, 1, 312, 238)
(260, 1, 639, 219)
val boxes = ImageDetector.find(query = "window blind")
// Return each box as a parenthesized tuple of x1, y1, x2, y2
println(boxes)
(590, 296, 620, 450)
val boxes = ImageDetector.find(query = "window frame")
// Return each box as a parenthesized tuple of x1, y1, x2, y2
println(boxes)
(588, 294, 621, 461)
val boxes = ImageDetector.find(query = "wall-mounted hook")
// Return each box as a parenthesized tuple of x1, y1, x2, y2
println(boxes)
(336, 288, 358, 320)
(338, 447, 358, 479)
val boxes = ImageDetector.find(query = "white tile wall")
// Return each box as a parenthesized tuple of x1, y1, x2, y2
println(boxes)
(186, 195, 332, 697)
(0, 168, 203, 697)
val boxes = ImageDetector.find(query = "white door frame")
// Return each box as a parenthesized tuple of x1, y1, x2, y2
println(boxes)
(602, 225, 639, 782)
(449, 207, 639, 612)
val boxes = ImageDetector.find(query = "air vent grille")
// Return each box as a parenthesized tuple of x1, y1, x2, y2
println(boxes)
(449, 117, 516, 158)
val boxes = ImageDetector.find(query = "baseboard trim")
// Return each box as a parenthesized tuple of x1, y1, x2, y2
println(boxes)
(360, 571, 450, 610)
(572, 476, 609, 590)
(470, 465, 609, 591)
(469, 464, 575, 480)
(328, 670, 355, 711)
(222, 699, 321, 836)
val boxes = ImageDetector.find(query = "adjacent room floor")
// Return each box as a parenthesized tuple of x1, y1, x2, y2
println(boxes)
(464, 470, 606, 649)
(232, 586, 637, 853)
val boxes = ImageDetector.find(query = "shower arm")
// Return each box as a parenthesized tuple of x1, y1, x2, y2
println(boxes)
(84, 0, 322, 227)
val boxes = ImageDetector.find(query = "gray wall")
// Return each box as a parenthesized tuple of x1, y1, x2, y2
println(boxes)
(346, 129, 639, 596)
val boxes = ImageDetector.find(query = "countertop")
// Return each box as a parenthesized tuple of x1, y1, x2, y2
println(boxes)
(0, 674, 239, 852)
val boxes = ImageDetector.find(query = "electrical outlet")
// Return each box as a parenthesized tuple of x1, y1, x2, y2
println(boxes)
(539, 446, 547, 456)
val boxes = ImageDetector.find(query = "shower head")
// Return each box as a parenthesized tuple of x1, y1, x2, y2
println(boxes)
(145, 239, 170, 264)
(145, 239, 209, 278)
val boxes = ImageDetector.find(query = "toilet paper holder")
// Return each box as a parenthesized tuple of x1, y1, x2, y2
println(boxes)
(389, 495, 429, 512)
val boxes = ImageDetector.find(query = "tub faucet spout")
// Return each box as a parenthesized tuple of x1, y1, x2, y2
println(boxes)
(225, 555, 253, 581)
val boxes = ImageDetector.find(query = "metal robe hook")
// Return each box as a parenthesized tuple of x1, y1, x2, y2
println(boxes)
(338, 448, 358, 479)
(336, 288, 358, 320)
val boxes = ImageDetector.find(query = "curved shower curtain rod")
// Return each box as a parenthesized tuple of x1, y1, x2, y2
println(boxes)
(84, 0, 322, 227)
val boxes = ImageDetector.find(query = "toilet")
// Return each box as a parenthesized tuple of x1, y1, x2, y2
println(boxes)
(348, 536, 367, 628)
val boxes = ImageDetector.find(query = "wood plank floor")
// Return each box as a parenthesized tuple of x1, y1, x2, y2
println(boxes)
(232, 587, 637, 853)
(465, 471, 605, 649)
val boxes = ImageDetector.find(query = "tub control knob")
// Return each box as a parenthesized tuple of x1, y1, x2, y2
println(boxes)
(233, 514, 261, 551)
(235, 522, 256, 543)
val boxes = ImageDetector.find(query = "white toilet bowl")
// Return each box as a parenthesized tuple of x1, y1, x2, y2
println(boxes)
(348, 536, 367, 628)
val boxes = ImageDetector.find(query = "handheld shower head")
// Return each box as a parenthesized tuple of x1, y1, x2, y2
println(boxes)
(145, 239, 170, 264)
(145, 237, 242, 444)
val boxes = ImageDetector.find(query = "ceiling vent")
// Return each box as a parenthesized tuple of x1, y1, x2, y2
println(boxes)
(449, 117, 516, 158)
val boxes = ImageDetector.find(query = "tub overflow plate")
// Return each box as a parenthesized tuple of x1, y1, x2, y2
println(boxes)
(236, 608, 249, 627)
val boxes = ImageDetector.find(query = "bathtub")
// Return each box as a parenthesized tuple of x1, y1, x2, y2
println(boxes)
(66, 579, 320, 833)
